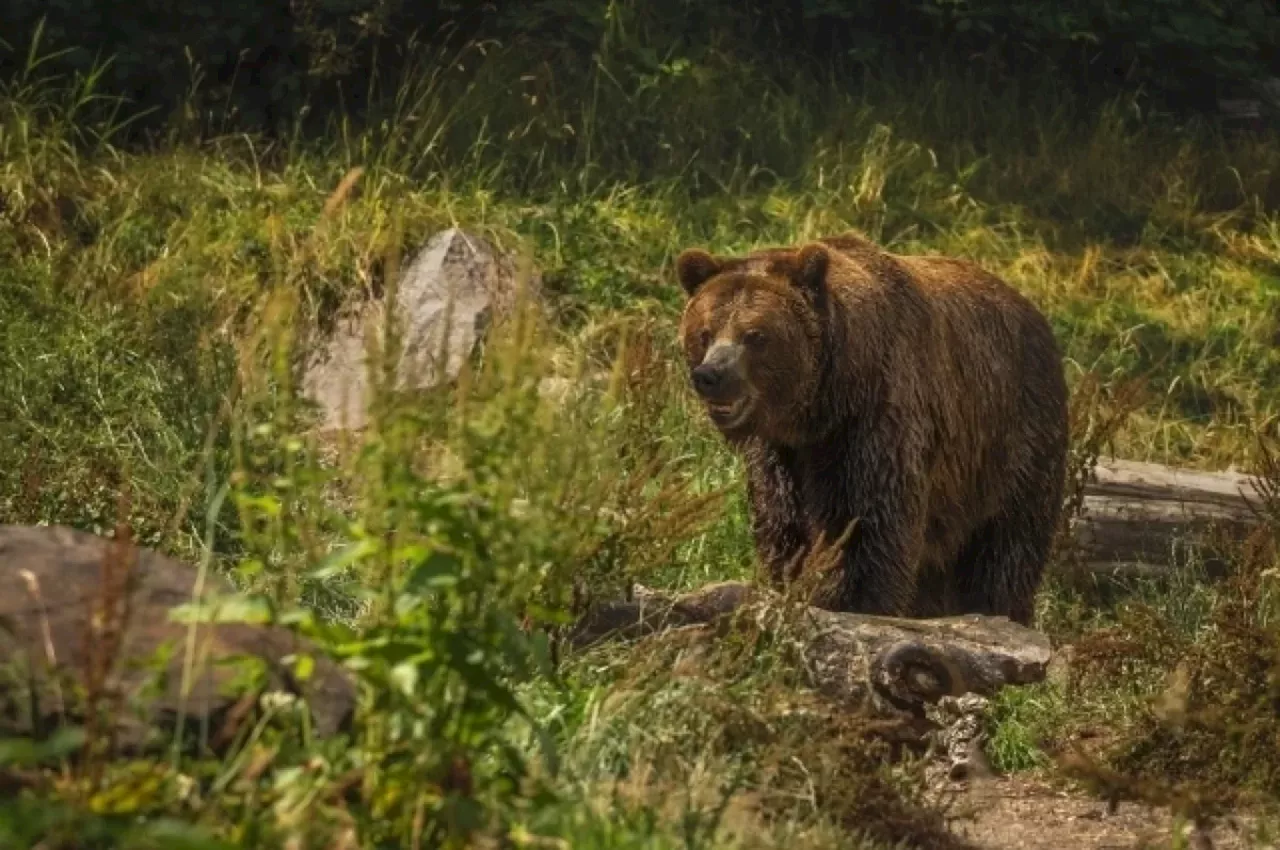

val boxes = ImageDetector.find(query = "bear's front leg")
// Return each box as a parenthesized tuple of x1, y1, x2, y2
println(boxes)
(743, 441, 810, 587)
(808, 455, 928, 618)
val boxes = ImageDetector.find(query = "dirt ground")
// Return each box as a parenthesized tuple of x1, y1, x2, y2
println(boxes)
(944, 776, 1270, 850)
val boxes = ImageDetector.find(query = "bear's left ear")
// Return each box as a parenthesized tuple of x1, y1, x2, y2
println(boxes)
(675, 249, 723, 296)
(793, 243, 829, 296)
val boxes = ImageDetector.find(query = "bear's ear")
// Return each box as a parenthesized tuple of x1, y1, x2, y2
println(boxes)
(676, 249, 722, 296)
(793, 243, 830, 296)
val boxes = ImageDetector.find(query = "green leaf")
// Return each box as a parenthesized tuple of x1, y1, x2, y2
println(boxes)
(288, 653, 316, 683)
(341, 637, 430, 666)
(125, 818, 234, 849)
(404, 549, 464, 593)
(169, 593, 274, 625)
(308, 538, 378, 581)
(389, 656, 422, 696)
(0, 727, 86, 765)
(234, 559, 265, 579)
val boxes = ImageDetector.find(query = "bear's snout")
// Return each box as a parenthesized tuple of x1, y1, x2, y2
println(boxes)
(691, 342, 746, 403)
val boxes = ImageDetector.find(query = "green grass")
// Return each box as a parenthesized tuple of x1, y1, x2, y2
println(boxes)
(6, 28, 1280, 849)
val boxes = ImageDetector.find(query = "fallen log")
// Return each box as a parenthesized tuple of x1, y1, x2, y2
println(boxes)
(1070, 457, 1265, 578)
(568, 581, 1052, 731)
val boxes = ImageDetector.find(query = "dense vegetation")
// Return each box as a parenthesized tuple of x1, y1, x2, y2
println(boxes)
(4, 2, 1280, 847)
(7, 0, 1280, 133)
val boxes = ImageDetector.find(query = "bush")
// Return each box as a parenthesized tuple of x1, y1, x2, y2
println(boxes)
(1004, 439, 1280, 834)
(4, 0, 1279, 139)
(0, 272, 730, 848)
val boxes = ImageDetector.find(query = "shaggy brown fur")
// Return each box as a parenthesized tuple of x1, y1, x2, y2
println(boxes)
(675, 231, 1069, 625)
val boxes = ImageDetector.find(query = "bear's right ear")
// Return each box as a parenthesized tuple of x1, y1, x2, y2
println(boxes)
(793, 243, 830, 297)
(676, 249, 722, 296)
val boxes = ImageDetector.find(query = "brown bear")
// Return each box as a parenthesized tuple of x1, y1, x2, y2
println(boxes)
(675, 231, 1069, 626)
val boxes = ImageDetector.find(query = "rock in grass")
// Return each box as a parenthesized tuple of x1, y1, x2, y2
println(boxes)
(301, 227, 541, 432)
(0, 524, 355, 754)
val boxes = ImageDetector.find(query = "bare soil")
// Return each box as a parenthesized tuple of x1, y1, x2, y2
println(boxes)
(945, 776, 1268, 850)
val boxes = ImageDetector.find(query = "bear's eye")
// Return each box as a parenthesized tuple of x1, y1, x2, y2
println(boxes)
(743, 329, 766, 347)
(698, 329, 712, 349)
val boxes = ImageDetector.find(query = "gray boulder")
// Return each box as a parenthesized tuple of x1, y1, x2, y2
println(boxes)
(302, 228, 540, 431)
(0, 524, 356, 753)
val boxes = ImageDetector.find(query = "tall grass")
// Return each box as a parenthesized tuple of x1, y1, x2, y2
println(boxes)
(4, 22, 1280, 848)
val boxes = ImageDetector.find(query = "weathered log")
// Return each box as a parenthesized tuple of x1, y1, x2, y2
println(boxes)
(1071, 457, 1264, 577)
(568, 581, 1052, 728)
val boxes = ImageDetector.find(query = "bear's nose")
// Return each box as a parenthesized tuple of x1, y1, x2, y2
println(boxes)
(691, 364, 723, 397)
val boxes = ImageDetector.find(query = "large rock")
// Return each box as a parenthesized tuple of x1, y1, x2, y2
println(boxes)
(302, 228, 540, 431)
(0, 524, 356, 753)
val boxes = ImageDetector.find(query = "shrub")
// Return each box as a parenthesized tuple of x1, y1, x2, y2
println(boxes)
(4, 0, 1279, 139)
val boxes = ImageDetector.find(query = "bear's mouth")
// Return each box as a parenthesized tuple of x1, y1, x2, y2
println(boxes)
(706, 398, 753, 431)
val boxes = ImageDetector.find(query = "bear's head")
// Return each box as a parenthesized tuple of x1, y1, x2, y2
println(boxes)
(675, 243, 829, 443)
